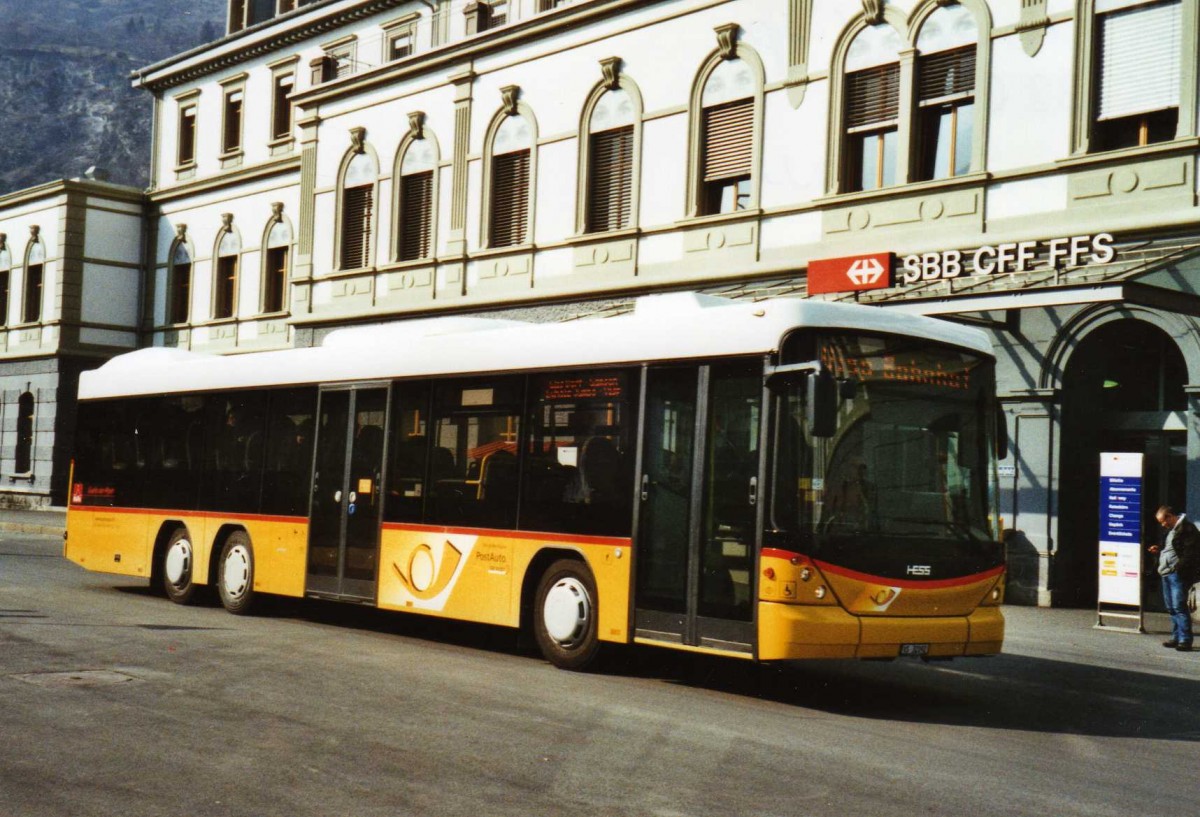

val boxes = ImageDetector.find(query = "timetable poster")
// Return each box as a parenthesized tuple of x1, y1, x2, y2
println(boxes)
(1098, 452, 1143, 607)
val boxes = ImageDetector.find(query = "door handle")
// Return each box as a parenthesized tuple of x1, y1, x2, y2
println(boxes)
(749, 476, 758, 506)
(640, 473, 650, 501)
(334, 489, 342, 503)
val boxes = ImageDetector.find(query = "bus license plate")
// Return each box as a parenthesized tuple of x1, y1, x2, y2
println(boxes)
(900, 643, 929, 657)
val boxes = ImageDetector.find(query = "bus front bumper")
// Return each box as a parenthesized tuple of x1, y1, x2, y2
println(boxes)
(757, 602, 1005, 661)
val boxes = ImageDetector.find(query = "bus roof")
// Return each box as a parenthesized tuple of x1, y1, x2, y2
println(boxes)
(79, 293, 993, 400)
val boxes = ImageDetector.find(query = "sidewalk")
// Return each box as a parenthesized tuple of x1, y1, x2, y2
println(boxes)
(0, 507, 66, 535)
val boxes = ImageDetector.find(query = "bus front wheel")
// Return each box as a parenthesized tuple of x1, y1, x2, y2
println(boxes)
(217, 531, 256, 615)
(161, 527, 199, 605)
(534, 559, 600, 671)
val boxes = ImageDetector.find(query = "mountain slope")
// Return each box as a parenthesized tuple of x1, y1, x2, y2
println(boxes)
(0, 0, 225, 193)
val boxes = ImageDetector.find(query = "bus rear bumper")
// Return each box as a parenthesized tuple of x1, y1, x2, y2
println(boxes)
(757, 602, 1005, 661)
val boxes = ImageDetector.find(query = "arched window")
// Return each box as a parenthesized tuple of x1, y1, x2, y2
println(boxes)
(168, 239, 192, 325)
(488, 113, 535, 248)
(15, 391, 34, 475)
(262, 218, 291, 314)
(396, 136, 437, 261)
(585, 88, 636, 232)
(843, 23, 903, 192)
(914, 4, 978, 180)
(697, 58, 756, 214)
(340, 151, 377, 269)
(0, 242, 10, 327)
(213, 227, 241, 320)
(23, 237, 45, 324)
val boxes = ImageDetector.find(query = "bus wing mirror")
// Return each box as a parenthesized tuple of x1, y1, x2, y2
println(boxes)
(995, 405, 1009, 461)
(807, 370, 837, 438)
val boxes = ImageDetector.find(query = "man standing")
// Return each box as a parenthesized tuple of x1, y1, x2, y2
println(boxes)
(1150, 505, 1200, 652)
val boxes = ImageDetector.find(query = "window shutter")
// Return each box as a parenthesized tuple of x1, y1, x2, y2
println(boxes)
(399, 171, 434, 261)
(587, 126, 634, 232)
(918, 46, 975, 102)
(341, 184, 373, 269)
(272, 74, 294, 139)
(490, 150, 530, 248)
(701, 99, 753, 182)
(170, 263, 191, 324)
(1097, 1, 1181, 121)
(845, 63, 900, 129)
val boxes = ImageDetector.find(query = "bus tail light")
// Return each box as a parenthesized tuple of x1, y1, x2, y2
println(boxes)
(760, 548, 835, 605)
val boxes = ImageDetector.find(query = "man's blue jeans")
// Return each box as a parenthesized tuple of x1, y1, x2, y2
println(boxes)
(1161, 571, 1193, 646)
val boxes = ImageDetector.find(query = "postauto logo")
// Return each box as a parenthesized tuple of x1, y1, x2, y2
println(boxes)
(807, 252, 895, 296)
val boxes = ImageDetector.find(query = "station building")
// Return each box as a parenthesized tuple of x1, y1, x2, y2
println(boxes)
(4, 0, 1199, 609)
(0, 178, 144, 507)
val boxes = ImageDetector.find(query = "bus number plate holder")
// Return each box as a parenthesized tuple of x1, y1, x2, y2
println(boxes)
(900, 643, 929, 657)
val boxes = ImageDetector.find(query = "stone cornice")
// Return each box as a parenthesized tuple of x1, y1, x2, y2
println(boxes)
(150, 155, 302, 202)
(0, 179, 145, 211)
(132, 0, 410, 92)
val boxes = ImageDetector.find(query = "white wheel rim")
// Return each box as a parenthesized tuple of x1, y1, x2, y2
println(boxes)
(543, 577, 591, 646)
(222, 544, 251, 600)
(164, 538, 192, 586)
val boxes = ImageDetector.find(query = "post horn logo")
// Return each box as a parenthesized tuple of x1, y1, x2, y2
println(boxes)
(393, 540, 463, 600)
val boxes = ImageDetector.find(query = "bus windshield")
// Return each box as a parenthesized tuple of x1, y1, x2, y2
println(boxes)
(771, 332, 1001, 577)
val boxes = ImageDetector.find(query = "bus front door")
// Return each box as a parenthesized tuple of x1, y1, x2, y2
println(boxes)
(307, 385, 389, 601)
(634, 363, 762, 654)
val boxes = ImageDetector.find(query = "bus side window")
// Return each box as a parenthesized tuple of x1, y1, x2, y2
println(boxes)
(385, 381, 431, 524)
(262, 387, 317, 517)
(428, 378, 522, 530)
(205, 393, 267, 513)
(140, 394, 206, 511)
(521, 370, 633, 537)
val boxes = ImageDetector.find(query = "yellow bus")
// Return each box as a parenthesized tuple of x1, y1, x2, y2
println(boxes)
(65, 293, 1005, 669)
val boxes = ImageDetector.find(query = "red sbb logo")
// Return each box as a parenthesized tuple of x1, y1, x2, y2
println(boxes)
(807, 252, 895, 295)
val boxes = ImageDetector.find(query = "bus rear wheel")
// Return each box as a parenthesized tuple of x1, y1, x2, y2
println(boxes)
(217, 531, 256, 615)
(534, 559, 600, 671)
(161, 527, 198, 605)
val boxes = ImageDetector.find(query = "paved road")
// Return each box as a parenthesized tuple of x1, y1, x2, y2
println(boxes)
(2, 533, 1197, 817)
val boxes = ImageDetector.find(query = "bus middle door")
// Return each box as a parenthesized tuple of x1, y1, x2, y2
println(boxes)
(307, 385, 389, 601)
(633, 362, 762, 654)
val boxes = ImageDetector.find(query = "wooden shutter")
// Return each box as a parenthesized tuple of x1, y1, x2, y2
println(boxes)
(918, 46, 975, 102)
(399, 171, 434, 261)
(263, 248, 287, 313)
(223, 90, 243, 153)
(341, 184, 373, 269)
(214, 256, 237, 319)
(845, 63, 900, 129)
(23, 265, 42, 323)
(272, 74, 294, 139)
(0, 270, 9, 327)
(1097, 1, 1181, 121)
(490, 150, 530, 248)
(587, 126, 634, 233)
(170, 263, 191, 324)
(701, 100, 753, 182)
(178, 105, 197, 164)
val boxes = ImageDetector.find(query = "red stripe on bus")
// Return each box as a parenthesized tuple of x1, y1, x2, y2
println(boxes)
(761, 547, 807, 561)
(812, 560, 1005, 590)
(380, 521, 631, 547)
(67, 505, 307, 526)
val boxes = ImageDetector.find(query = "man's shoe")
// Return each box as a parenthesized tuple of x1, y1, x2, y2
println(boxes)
(1176, 643, 1193, 652)
(1163, 640, 1180, 648)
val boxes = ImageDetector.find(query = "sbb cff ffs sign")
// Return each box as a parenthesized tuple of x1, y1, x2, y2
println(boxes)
(807, 252, 895, 295)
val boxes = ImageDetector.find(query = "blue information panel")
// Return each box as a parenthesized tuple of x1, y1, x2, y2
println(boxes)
(1098, 453, 1144, 608)
(1099, 476, 1142, 541)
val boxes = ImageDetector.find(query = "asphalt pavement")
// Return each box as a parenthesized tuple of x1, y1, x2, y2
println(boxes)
(2, 530, 1199, 817)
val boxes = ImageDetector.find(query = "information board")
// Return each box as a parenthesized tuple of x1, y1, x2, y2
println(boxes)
(1098, 452, 1143, 607)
